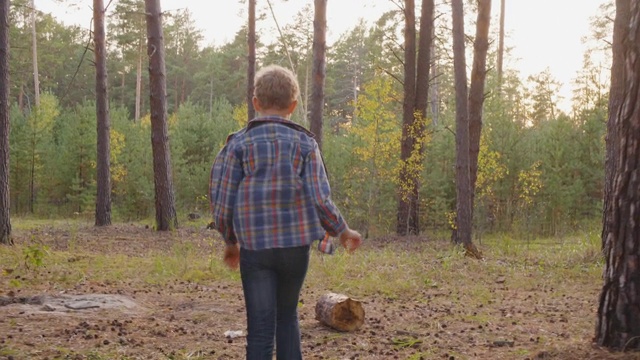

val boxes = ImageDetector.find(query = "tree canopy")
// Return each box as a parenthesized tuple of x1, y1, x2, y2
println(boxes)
(2, 0, 610, 238)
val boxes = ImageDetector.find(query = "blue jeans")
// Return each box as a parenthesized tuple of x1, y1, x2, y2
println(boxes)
(240, 245, 311, 360)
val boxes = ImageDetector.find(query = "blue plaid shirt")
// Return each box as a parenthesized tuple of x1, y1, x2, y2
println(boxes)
(209, 116, 346, 254)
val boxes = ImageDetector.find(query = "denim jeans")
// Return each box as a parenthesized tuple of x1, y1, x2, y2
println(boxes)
(240, 245, 311, 360)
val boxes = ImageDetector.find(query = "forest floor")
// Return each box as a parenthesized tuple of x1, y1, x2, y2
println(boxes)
(0, 220, 638, 360)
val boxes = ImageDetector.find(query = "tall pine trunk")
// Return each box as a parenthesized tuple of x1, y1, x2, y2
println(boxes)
(451, 0, 472, 247)
(310, 0, 327, 150)
(94, 0, 111, 226)
(602, 0, 627, 252)
(496, 0, 505, 92)
(415, 0, 433, 140)
(135, 42, 142, 122)
(450, 0, 486, 259)
(397, 0, 417, 235)
(397, 0, 433, 235)
(247, 0, 256, 121)
(0, 0, 12, 245)
(468, 0, 491, 211)
(595, 0, 640, 349)
(30, 0, 39, 107)
(145, 0, 177, 231)
(465, 0, 491, 259)
(429, 22, 438, 127)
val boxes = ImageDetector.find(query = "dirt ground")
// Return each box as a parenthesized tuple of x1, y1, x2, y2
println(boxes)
(0, 224, 638, 360)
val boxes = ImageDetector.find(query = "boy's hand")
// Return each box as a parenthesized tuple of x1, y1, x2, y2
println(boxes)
(339, 228, 362, 253)
(223, 244, 240, 270)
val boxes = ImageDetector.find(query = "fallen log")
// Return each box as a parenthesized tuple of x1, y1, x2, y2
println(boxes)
(315, 292, 365, 332)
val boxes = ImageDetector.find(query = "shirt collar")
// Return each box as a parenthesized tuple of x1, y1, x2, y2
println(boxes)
(247, 116, 315, 138)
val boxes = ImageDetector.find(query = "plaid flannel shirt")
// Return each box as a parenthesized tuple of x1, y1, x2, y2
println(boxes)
(209, 116, 346, 254)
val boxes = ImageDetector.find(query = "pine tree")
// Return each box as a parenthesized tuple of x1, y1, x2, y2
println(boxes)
(0, 0, 12, 245)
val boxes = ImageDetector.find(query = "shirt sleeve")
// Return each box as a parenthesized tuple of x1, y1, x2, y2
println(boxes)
(304, 142, 347, 237)
(209, 144, 243, 245)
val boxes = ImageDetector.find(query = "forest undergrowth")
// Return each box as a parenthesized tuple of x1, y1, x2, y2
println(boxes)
(0, 219, 635, 360)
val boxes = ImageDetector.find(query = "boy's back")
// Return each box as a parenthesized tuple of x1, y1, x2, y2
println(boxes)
(222, 117, 336, 251)
(208, 64, 361, 359)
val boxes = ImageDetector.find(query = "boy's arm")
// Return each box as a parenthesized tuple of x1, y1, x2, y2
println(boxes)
(304, 143, 347, 237)
(209, 145, 242, 245)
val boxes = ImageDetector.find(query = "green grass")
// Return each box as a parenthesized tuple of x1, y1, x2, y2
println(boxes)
(0, 221, 239, 291)
(0, 221, 604, 295)
(305, 229, 602, 299)
(0, 219, 608, 359)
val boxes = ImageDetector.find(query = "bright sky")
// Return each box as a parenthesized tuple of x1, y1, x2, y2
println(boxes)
(39, 0, 609, 112)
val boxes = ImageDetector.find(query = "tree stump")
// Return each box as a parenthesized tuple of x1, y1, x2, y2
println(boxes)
(315, 293, 365, 332)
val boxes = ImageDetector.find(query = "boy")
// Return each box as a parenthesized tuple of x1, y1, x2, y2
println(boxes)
(209, 64, 362, 360)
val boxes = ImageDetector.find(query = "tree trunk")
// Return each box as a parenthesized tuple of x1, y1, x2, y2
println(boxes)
(303, 59, 310, 124)
(135, 39, 142, 122)
(17, 83, 23, 112)
(180, 76, 186, 106)
(415, 0, 434, 134)
(595, 0, 640, 350)
(468, 0, 491, 209)
(145, 0, 178, 231)
(352, 63, 358, 124)
(29, 130, 35, 214)
(0, 0, 12, 245)
(496, 0, 505, 93)
(429, 22, 438, 127)
(30, 0, 39, 107)
(451, 0, 474, 252)
(173, 74, 178, 112)
(93, 0, 111, 227)
(396, 0, 434, 236)
(602, 0, 627, 253)
(315, 293, 365, 332)
(247, 0, 256, 122)
(266, 0, 305, 123)
(309, 0, 327, 150)
(120, 70, 125, 108)
(397, 0, 417, 236)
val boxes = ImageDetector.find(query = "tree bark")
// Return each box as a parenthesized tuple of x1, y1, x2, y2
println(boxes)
(429, 22, 438, 127)
(145, 0, 178, 231)
(309, 0, 327, 150)
(265, 0, 305, 123)
(30, 0, 39, 107)
(397, 0, 417, 236)
(451, 0, 473, 249)
(135, 43, 142, 122)
(0, 0, 12, 245)
(602, 0, 628, 252)
(468, 0, 491, 209)
(496, 0, 505, 93)
(315, 293, 365, 332)
(595, 0, 640, 350)
(94, 0, 112, 227)
(396, 0, 434, 236)
(415, 0, 434, 136)
(247, 0, 256, 122)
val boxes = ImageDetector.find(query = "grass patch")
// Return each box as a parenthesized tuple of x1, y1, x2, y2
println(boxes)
(0, 222, 604, 296)
(0, 219, 613, 360)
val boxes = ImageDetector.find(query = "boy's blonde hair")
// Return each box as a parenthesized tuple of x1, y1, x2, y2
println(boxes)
(254, 65, 299, 111)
